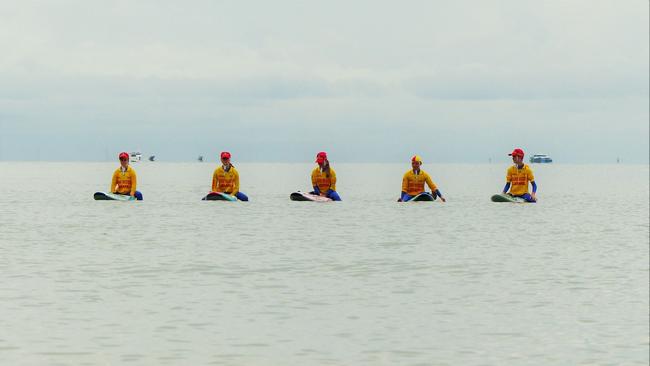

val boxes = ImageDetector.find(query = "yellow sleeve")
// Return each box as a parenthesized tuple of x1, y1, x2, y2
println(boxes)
(211, 169, 218, 192)
(110, 170, 118, 193)
(506, 167, 513, 182)
(311, 168, 318, 187)
(527, 166, 535, 182)
(425, 173, 437, 192)
(329, 169, 337, 191)
(232, 169, 240, 195)
(130, 169, 137, 196)
(402, 172, 409, 192)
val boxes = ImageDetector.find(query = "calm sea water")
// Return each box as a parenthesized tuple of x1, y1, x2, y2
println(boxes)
(0, 162, 648, 366)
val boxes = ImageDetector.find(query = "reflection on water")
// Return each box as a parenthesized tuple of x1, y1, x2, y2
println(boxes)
(0, 163, 648, 365)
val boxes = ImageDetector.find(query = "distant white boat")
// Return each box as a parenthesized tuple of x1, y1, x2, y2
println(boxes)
(130, 152, 142, 162)
(530, 154, 553, 163)
(198, 155, 204, 162)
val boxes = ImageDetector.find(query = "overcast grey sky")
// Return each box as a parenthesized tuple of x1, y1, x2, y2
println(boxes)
(0, 0, 648, 163)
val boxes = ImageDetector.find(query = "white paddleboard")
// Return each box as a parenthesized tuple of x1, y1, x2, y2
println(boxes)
(94, 192, 135, 201)
(290, 191, 333, 202)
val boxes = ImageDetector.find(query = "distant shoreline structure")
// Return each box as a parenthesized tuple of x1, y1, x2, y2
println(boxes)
(130, 152, 142, 162)
(529, 154, 553, 164)
(0, 160, 647, 165)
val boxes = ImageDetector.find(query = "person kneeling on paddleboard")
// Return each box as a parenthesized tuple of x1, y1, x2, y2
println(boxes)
(399, 155, 446, 202)
(502, 148, 537, 202)
(111, 152, 143, 200)
(310, 152, 341, 201)
(212, 151, 249, 201)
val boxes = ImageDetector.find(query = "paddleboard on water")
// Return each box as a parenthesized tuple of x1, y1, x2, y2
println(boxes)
(491, 193, 527, 203)
(202, 192, 238, 201)
(93, 192, 135, 201)
(290, 191, 332, 202)
(408, 192, 435, 202)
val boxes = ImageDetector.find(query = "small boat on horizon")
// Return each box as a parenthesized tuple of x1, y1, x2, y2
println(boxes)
(130, 152, 142, 162)
(530, 154, 553, 163)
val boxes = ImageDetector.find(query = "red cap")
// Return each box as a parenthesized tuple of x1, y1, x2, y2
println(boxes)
(316, 151, 327, 163)
(118, 152, 129, 160)
(220, 151, 231, 160)
(508, 148, 525, 157)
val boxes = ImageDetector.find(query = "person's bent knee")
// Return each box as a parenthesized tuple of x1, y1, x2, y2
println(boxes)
(401, 192, 413, 202)
(519, 193, 535, 203)
(236, 192, 249, 201)
(134, 191, 143, 200)
(327, 190, 342, 201)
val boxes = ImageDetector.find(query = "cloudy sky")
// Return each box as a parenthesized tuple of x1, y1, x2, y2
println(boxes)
(0, 0, 648, 163)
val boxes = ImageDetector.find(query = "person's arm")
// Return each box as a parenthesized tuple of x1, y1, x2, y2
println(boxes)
(425, 174, 445, 202)
(130, 169, 137, 197)
(503, 168, 512, 193)
(329, 169, 337, 191)
(402, 173, 409, 194)
(434, 188, 446, 202)
(232, 170, 240, 196)
(311, 169, 321, 194)
(425, 174, 437, 192)
(311, 169, 317, 187)
(528, 167, 537, 200)
(530, 181, 537, 201)
(110, 170, 117, 193)
(211, 170, 218, 192)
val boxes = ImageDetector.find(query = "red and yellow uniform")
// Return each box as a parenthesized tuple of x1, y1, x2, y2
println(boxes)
(111, 166, 137, 195)
(212, 166, 240, 195)
(311, 167, 337, 192)
(506, 164, 535, 196)
(402, 169, 437, 196)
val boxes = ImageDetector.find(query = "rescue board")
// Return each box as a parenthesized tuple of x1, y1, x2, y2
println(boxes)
(491, 193, 527, 203)
(93, 192, 135, 201)
(408, 192, 435, 202)
(202, 192, 238, 201)
(290, 191, 332, 202)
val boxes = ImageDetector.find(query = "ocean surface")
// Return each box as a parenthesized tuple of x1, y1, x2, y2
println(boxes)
(0, 162, 648, 366)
